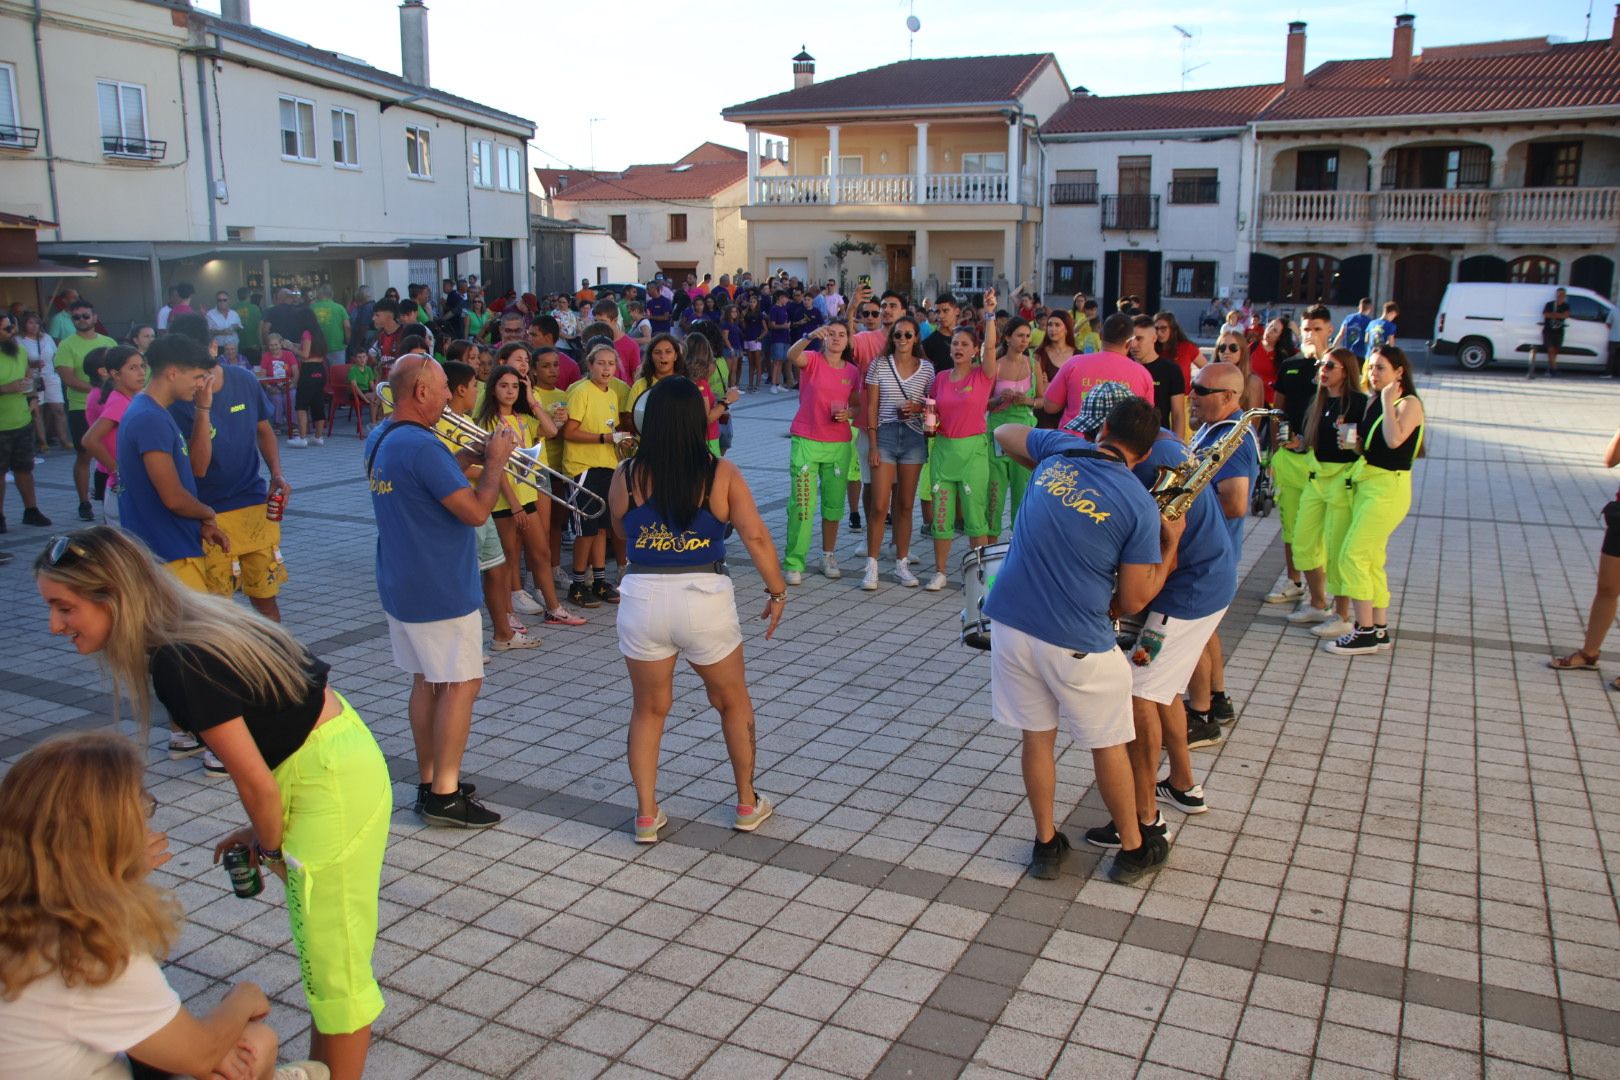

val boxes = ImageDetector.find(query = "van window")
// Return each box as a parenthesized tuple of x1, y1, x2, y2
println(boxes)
(1565, 295, 1608, 323)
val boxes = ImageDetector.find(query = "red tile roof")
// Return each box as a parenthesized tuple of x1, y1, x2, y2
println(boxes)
(1258, 39, 1620, 122)
(678, 142, 746, 164)
(723, 54, 1058, 117)
(550, 159, 751, 203)
(1042, 83, 1283, 135)
(533, 167, 614, 198)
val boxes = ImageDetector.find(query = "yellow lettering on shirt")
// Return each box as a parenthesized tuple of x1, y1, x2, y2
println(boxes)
(369, 475, 393, 494)
(1036, 461, 1111, 523)
(230, 403, 246, 413)
(633, 523, 709, 553)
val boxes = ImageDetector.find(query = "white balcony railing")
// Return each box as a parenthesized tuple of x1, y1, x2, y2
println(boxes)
(752, 172, 1020, 206)
(1260, 187, 1620, 241)
(1497, 185, 1620, 224)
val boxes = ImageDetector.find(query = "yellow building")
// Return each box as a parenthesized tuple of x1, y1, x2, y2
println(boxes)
(722, 51, 1070, 299)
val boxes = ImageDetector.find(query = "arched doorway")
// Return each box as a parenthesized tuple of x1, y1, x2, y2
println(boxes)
(1571, 254, 1615, 301)
(1457, 255, 1508, 283)
(1393, 254, 1450, 340)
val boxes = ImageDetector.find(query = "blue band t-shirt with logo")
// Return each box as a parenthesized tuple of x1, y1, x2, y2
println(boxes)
(364, 421, 481, 622)
(116, 394, 203, 563)
(169, 365, 274, 512)
(1133, 432, 1236, 620)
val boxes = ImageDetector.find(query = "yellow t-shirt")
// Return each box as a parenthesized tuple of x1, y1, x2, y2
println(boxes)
(484, 411, 540, 511)
(563, 380, 622, 473)
(610, 376, 631, 414)
(535, 387, 568, 469)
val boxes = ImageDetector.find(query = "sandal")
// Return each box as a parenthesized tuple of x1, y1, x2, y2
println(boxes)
(1611, 676, 1620, 692)
(1548, 650, 1599, 671)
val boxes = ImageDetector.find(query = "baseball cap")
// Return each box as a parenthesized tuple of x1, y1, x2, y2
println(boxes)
(1066, 380, 1134, 438)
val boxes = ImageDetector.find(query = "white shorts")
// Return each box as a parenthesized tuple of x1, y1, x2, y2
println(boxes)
(387, 610, 484, 684)
(855, 428, 872, 484)
(616, 572, 743, 667)
(1127, 607, 1228, 705)
(990, 621, 1134, 750)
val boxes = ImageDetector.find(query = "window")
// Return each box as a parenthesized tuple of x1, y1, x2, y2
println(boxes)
(819, 154, 862, 175)
(1295, 150, 1339, 192)
(1051, 169, 1098, 205)
(470, 138, 494, 188)
(668, 213, 688, 241)
(97, 80, 152, 157)
(1566, 294, 1608, 323)
(278, 96, 316, 161)
(1509, 256, 1559, 284)
(0, 63, 22, 146)
(331, 107, 358, 167)
(1383, 145, 1490, 189)
(1168, 261, 1217, 298)
(951, 261, 995, 291)
(609, 215, 627, 242)
(1280, 253, 1340, 303)
(961, 152, 1006, 174)
(1050, 260, 1095, 295)
(405, 125, 431, 178)
(1526, 142, 1581, 188)
(1168, 169, 1219, 205)
(498, 146, 522, 192)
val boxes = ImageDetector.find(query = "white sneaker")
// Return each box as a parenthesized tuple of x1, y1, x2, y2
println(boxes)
(894, 558, 919, 587)
(821, 552, 841, 579)
(924, 571, 948, 592)
(1311, 616, 1354, 639)
(1264, 576, 1304, 604)
(311, 436, 325, 447)
(511, 590, 545, 615)
(167, 730, 204, 760)
(287, 436, 308, 448)
(1286, 603, 1332, 625)
(202, 750, 229, 778)
(784, 569, 803, 586)
(861, 558, 880, 591)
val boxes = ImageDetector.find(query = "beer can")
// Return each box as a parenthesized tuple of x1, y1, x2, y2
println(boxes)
(223, 843, 263, 899)
(266, 490, 286, 521)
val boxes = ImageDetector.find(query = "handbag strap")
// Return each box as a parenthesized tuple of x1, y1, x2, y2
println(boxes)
(366, 419, 430, 479)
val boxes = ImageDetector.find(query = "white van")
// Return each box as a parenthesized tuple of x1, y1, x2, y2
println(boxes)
(1431, 283, 1613, 370)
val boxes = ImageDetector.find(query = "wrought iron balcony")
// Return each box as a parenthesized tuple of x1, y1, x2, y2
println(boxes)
(0, 124, 40, 151)
(1050, 181, 1099, 205)
(1100, 194, 1159, 230)
(102, 135, 167, 160)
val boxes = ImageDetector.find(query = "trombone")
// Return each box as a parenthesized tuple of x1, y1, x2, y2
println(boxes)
(378, 384, 609, 519)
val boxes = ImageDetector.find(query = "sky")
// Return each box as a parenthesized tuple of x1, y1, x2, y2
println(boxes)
(199, 0, 1608, 171)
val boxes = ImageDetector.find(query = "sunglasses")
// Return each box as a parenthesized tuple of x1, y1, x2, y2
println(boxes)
(47, 534, 91, 566)
(1216, 343, 1241, 353)
(72, 314, 95, 321)
(1154, 324, 1170, 331)
(893, 331, 916, 340)
(1317, 361, 1340, 371)
(1191, 384, 1233, 397)
(860, 310, 879, 318)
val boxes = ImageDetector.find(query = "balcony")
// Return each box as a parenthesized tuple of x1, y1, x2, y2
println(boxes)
(0, 124, 41, 151)
(1258, 187, 1620, 245)
(751, 172, 1019, 207)
(1168, 177, 1220, 205)
(102, 135, 167, 161)
(1050, 181, 1099, 205)
(1101, 194, 1159, 231)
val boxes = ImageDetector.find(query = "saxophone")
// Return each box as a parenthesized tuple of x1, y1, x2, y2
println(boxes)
(1148, 409, 1282, 521)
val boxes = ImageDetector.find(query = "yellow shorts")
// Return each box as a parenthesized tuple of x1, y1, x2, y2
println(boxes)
(202, 504, 287, 599)
(164, 556, 208, 592)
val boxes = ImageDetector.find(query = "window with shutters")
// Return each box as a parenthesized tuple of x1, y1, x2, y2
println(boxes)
(1051, 168, 1098, 205)
(1526, 142, 1581, 188)
(471, 139, 494, 188)
(1295, 150, 1339, 192)
(669, 213, 688, 241)
(1167, 261, 1217, 298)
(609, 215, 627, 242)
(278, 96, 317, 162)
(331, 108, 358, 168)
(405, 125, 431, 178)
(0, 64, 25, 148)
(1382, 145, 1490, 190)
(1168, 169, 1219, 205)
(1508, 256, 1559, 284)
(97, 80, 158, 158)
(1280, 253, 1340, 303)
(498, 146, 523, 192)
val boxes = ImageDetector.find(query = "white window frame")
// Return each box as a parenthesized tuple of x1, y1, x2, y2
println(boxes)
(951, 261, 995, 291)
(0, 63, 21, 146)
(819, 153, 863, 176)
(498, 145, 522, 192)
(331, 107, 359, 169)
(961, 152, 1007, 175)
(96, 79, 149, 157)
(278, 95, 317, 162)
(406, 124, 432, 179)
(471, 138, 494, 188)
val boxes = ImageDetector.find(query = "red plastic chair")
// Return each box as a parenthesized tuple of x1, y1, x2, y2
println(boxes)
(323, 362, 365, 436)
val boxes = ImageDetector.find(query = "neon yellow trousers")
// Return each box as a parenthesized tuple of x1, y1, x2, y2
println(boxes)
(785, 436, 850, 571)
(1292, 459, 1356, 595)
(1272, 447, 1311, 545)
(1337, 465, 1412, 608)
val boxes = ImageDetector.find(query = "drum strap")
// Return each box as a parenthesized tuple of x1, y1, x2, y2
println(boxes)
(365, 419, 430, 479)
(1058, 446, 1126, 465)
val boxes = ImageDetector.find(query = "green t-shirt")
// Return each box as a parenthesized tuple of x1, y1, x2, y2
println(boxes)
(349, 364, 376, 393)
(0, 347, 32, 430)
(48, 309, 76, 343)
(310, 300, 348, 356)
(55, 333, 117, 411)
(235, 303, 262, 350)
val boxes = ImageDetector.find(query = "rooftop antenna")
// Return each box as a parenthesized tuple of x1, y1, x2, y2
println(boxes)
(587, 117, 605, 172)
(906, 1, 920, 59)
(1172, 25, 1208, 90)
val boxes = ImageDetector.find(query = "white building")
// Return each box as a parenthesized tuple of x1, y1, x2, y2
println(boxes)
(1, 0, 535, 330)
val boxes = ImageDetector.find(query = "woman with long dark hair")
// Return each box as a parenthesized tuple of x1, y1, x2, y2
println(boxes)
(80, 346, 146, 525)
(628, 333, 684, 434)
(783, 322, 859, 583)
(609, 377, 787, 843)
(861, 316, 934, 590)
(1322, 345, 1424, 656)
(1153, 310, 1202, 391)
(33, 527, 389, 1078)
(986, 310, 1045, 536)
(925, 292, 1000, 589)
(1287, 346, 1366, 638)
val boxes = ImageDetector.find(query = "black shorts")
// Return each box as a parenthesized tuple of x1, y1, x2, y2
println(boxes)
(1603, 501, 1620, 559)
(0, 424, 34, 473)
(295, 379, 327, 419)
(1542, 331, 1564, 349)
(68, 408, 88, 451)
(93, 469, 109, 501)
(576, 466, 615, 536)
(491, 500, 539, 520)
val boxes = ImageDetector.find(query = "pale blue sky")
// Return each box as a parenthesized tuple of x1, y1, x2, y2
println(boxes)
(199, 0, 1607, 171)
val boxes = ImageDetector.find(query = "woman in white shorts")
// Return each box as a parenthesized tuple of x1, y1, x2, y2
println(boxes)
(609, 377, 788, 844)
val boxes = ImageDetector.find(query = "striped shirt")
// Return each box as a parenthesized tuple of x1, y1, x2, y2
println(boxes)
(865, 355, 935, 427)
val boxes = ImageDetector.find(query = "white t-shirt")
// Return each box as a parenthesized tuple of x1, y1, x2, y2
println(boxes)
(0, 953, 181, 1079)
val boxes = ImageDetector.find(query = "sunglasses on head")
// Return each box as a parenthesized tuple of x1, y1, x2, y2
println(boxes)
(1191, 384, 1232, 397)
(46, 534, 91, 566)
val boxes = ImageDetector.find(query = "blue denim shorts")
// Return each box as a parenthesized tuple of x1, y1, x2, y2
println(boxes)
(768, 342, 789, 362)
(876, 421, 928, 466)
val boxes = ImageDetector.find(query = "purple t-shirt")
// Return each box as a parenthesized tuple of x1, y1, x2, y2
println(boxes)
(767, 304, 792, 346)
(646, 295, 673, 333)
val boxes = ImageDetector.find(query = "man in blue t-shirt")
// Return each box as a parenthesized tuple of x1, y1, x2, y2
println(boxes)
(1364, 301, 1399, 353)
(766, 291, 792, 392)
(645, 291, 673, 335)
(171, 363, 289, 620)
(366, 353, 515, 830)
(117, 335, 228, 592)
(987, 396, 1180, 886)
(1332, 297, 1374, 358)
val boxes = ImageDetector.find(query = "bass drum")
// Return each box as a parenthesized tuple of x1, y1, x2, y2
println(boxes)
(959, 542, 1010, 650)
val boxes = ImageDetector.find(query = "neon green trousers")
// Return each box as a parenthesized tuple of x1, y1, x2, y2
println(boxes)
(1293, 458, 1356, 594)
(1337, 464, 1412, 608)
(785, 435, 850, 571)
(929, 433, 990, 539)
(1272, 447, 1311, 545)
(986, 405, 1036, 536)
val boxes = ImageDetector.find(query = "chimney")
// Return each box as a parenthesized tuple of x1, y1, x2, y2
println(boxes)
(1285, 21, 1307, 89)
(1391, 14, 1415, 82)
(221, 0, 251, 23)
(399, 0, 430, 87)
(793, 47, 816, 89)
(1611, 3, 1619, 47)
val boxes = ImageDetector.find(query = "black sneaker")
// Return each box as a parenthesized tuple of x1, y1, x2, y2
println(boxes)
(419, 789, 501, 829)
(22, 507, 52, 527)
(849, 511, 862, 530)
(592, 579, 621, 604)
(1374, 627, 1393, 653)
(413, 780, 477, 815)
(1210, 692, 1237, 725)
(0, 515, 6, 533)
(1108, 834, 1170, 884)
(1156, 779, 1208, 815)
(77, 501, 94, 522)
(567, 581, 601, 609)
(1085, 814, 1171, 850)
(1187, 713, 1224, 750)
(1322, 626, 1380, 656)
(1029, 831, 1072, 880)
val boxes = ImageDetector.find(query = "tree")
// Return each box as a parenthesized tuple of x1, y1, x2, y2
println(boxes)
(829, 238, 879, 293)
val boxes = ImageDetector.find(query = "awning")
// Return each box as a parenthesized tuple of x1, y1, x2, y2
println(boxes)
(38, 241, 156, 262)
(39, 239, 479, 264)
(316, 239, 482, 260)
(0, 259, 99, 279)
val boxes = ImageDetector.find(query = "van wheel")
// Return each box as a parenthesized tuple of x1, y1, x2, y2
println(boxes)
(1457, 338, 1493, 370)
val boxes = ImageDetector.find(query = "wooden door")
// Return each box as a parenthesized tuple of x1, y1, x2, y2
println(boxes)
(1120, 252, 1150, 303)
(887, 245, 913, 293)
(1393, 254, 1450, 339)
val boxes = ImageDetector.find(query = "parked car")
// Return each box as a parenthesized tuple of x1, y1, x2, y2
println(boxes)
(1431, 282, 1613, 371)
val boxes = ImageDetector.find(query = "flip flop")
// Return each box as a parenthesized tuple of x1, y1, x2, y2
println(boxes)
(1548, 650, 1599, 671)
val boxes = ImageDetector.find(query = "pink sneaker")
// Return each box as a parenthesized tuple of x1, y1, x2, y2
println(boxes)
(635, 808, 668, 844)
(734, 795, 774, 832)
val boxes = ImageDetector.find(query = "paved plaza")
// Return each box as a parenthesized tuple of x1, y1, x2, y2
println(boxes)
(2, 363, 1618, 1079)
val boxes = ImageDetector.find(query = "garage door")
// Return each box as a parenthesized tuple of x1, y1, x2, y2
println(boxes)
(766, 257, 809, 285)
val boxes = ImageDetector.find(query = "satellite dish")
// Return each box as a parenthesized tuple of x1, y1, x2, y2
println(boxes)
(906, 14, 921, 31)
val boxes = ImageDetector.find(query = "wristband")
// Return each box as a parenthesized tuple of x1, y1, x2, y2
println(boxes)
(766, 590, 788, 604)
(255, 844, 284, 863)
